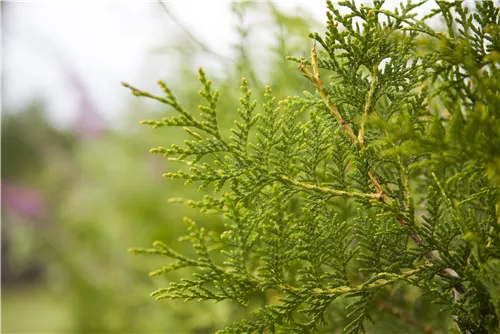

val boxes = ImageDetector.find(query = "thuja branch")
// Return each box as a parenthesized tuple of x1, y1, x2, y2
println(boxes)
(298, 43, 466, 296)
(297, 44, 389, 203)
(298, 44, 389, 203)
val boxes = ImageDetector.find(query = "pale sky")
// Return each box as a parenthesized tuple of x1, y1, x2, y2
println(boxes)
(2, 2, 327, 128)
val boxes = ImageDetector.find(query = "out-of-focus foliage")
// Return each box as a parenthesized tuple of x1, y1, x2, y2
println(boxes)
(127, 1, 499, 333)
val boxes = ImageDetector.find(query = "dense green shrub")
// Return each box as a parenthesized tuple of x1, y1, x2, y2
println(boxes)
(127, 1, 499, 333)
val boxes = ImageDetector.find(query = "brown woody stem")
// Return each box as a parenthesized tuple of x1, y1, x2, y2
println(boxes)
(298, 43, 358, 143)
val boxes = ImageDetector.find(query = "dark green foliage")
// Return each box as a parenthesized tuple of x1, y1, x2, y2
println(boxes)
(126, 1, 500, 333)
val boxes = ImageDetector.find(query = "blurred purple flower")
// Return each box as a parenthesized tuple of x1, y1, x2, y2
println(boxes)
(1, 180, 48, 222)
(74, 104, 105, 140)
(66, 66, 106, 140)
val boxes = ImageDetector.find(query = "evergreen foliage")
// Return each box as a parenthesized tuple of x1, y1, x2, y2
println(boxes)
(125, 1, 500, 332)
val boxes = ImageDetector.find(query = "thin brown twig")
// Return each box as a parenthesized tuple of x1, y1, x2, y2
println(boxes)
(298, 43, 358, 143)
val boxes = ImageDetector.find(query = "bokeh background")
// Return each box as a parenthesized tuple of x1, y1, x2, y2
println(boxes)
(1, 2, 325, 332)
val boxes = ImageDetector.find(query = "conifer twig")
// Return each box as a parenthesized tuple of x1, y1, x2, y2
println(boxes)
(307, 265, 430, 296)
(277, 175, 381, 201)
(358, 66, 378, 148)
(298, 43, 358, 143)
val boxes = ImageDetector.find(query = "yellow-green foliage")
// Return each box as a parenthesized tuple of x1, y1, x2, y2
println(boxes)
(126, 1, 500, 333)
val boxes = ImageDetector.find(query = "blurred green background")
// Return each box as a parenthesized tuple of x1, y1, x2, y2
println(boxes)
(1, 2, 318, 332)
